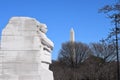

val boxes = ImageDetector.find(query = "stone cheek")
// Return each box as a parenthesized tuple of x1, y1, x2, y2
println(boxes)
(0, 17, 54, 80)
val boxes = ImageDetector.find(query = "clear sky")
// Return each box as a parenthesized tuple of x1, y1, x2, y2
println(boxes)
(0, 0, 117, 60)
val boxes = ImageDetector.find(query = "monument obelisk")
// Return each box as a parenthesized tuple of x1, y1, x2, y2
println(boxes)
(70, 28, 75, 42)
(70, 28, 76, 63)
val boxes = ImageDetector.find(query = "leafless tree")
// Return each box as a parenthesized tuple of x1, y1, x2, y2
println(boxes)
(50, 57, 117, 80)
(90, 41, 116, 62)
(81, 55, 117, 80)
(58, 41, 91, 67)
(50, 42, 117, 80)
(99, 2, 120, 80)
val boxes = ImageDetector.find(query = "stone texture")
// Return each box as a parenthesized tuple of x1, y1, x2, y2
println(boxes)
(0, 17, 54, 80)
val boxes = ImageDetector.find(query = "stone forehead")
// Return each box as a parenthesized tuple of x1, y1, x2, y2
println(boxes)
(9, 17, 47, 28)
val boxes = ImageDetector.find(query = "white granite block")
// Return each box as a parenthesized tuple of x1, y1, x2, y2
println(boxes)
(0, 17, 54, 80)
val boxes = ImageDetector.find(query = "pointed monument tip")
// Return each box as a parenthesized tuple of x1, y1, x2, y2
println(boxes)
(71, 27, 74, 31)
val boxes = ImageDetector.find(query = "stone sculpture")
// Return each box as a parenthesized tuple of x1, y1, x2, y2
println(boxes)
(0, 17, 54, 80)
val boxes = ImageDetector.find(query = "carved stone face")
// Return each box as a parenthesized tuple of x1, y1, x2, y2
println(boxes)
(0, 17, 54, 80)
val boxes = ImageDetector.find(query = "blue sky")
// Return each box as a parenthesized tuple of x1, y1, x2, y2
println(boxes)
(0, 0, 117, 60)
